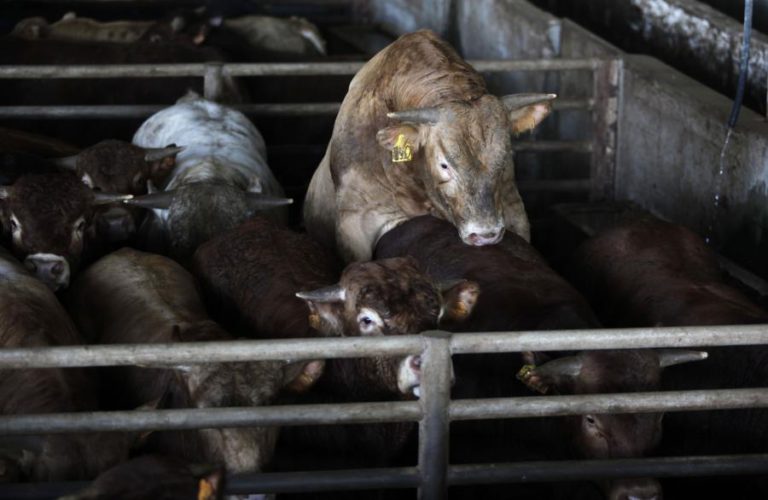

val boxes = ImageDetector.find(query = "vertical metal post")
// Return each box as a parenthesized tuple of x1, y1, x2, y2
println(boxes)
(590, 58, 622, 201)
(417, 331, 453, 500)
(204, 62, 225, 102)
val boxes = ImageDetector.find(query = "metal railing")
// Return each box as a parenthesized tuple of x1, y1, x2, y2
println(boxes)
(3, 325, 768, 498)
(0, 58, 615, 197)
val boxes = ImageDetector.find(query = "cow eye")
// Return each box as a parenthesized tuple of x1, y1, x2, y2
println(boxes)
(74, 218, 86, 233)
(361, 316, 373, 325)
(440, 162, 449, 170)
(10, 218, 17, 231)
(585, 415, 596, 425)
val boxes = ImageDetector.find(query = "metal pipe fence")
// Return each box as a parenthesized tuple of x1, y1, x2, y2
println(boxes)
(3, 325, 768, 498)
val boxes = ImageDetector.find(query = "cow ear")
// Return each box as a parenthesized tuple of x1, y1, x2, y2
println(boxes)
(517, 356, 582, 394)
(502, 93, 557, 135)
(376, 125, 421, 156)
(439, 279, 480, 324)
(282, 359, 325, 393)
(296, 286, 346, 336)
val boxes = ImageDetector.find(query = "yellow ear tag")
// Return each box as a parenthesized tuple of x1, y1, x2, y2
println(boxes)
(198, 478, 214, 500)
(392, 133, 413, 163)
(516, 364, 536, 383)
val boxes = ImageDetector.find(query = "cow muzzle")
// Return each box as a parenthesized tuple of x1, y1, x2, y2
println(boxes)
(459, 223, 505, 246)
(95, 206, 136, 243)
(24, 253, 70, 291)
(397, 354, 455, 398)
(607, 477, 662, 500)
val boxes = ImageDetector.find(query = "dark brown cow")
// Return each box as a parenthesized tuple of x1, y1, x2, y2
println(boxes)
(53, 140, 181, 242)
(304, 29, 556, 262)
(375, 215, 706, 500)
(569, 213, 768, 498)
(0, 173, 131, 290)
(59, 455, 222, 500)
(193, 216, 478, 466)
(0, 246, 134, 481)
(66, 247, 321, 474)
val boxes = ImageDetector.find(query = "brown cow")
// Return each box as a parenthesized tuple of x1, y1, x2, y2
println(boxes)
(375, 215, 706, 500)
(569, 213, 768, 498)
(304, 29, 555, 262)
(0, 246, 134, 481)
(0, 173, 131, 290)
(53, 140, 181, 243)
(193, 216, 478, 466)
(65, 247, 321, 474)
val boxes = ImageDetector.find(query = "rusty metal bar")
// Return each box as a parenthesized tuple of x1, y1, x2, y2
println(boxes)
(5, 454, 768, 499)
(590, 58, 622, 201)
(2, 324, 768, 369)
(3, 388, 768, 435)
(0, 99, 591, 120)
(0, 59, 604, 79)
(417, 331, 453, 500)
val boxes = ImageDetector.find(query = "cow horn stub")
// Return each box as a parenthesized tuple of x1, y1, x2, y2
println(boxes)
(657, 349, 709, 368)
(387, 107, 441, 124)
(124, 190, 175, 210)
(296, 285, 346, 303)
(247, 193, 294, 209)
(143, 145, 184, 163)
(93, 193, 134, 206)
(501, 93, 557, 111)
(52, 154, 79, 171)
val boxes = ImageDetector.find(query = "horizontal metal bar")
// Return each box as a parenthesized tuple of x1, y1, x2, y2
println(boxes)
(4, 454, 768, 499)
(2, 388, 767, 435)
(0, 59, 605, 79)
(0, 336, 423, 369)
(450, 388, 768, 420)
(518, 179, 591, 192)
(0, 99, 591, 120)
(512, 140, 592, 153)
(448, 454, 768, 485)
(2, 325, 768, 370)
(0, 103, 343, 119)
(449, 324, 768, 354)
(0, 401, 421, 435)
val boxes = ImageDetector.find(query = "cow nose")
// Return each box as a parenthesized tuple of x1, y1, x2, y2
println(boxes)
(465, 226, 505, 246)
(608, 477, 662, 500)
(24, 254, 70, 291)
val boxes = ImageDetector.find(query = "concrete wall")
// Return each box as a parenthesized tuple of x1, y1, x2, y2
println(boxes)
(358, 0, 453, 36)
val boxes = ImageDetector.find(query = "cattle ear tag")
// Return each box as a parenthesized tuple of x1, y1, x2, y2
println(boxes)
(392, 133, 413, 163)
(197, 478, 214, 500)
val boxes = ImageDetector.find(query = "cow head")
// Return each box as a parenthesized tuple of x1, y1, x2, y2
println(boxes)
(54, 141, 181, 243)
(378, 93, 555, 246)
(519, 349, 708, 500)
(127, 182, 292, 260)
(10, 17, 49, 40)
(167, 323, 323, 472)
(297, 257, 479, 399)
(0, 174, 131, 291)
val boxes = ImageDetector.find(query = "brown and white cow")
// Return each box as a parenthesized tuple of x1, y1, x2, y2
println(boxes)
(0, 173, 131, 290)
(193, 216, 478, 465)
(53, 140, 181, 242)
(65, 247, 321, 474)
(304, 29, 555, 262)
(569, 213, 768, 499)
(375, 215, 706, 500)
(0, 246, 134, 481)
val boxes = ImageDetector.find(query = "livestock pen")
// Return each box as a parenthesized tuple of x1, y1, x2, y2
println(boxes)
(2, 0, 768, 499)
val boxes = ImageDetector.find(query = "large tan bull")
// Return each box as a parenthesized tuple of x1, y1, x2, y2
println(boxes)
(304, 29, 555, 262)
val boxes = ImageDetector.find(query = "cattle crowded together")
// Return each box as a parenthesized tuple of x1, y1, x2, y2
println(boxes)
(1, 11, 768, 500)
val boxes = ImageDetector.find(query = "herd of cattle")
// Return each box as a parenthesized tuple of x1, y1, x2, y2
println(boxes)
(1, 22, 768, 500)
